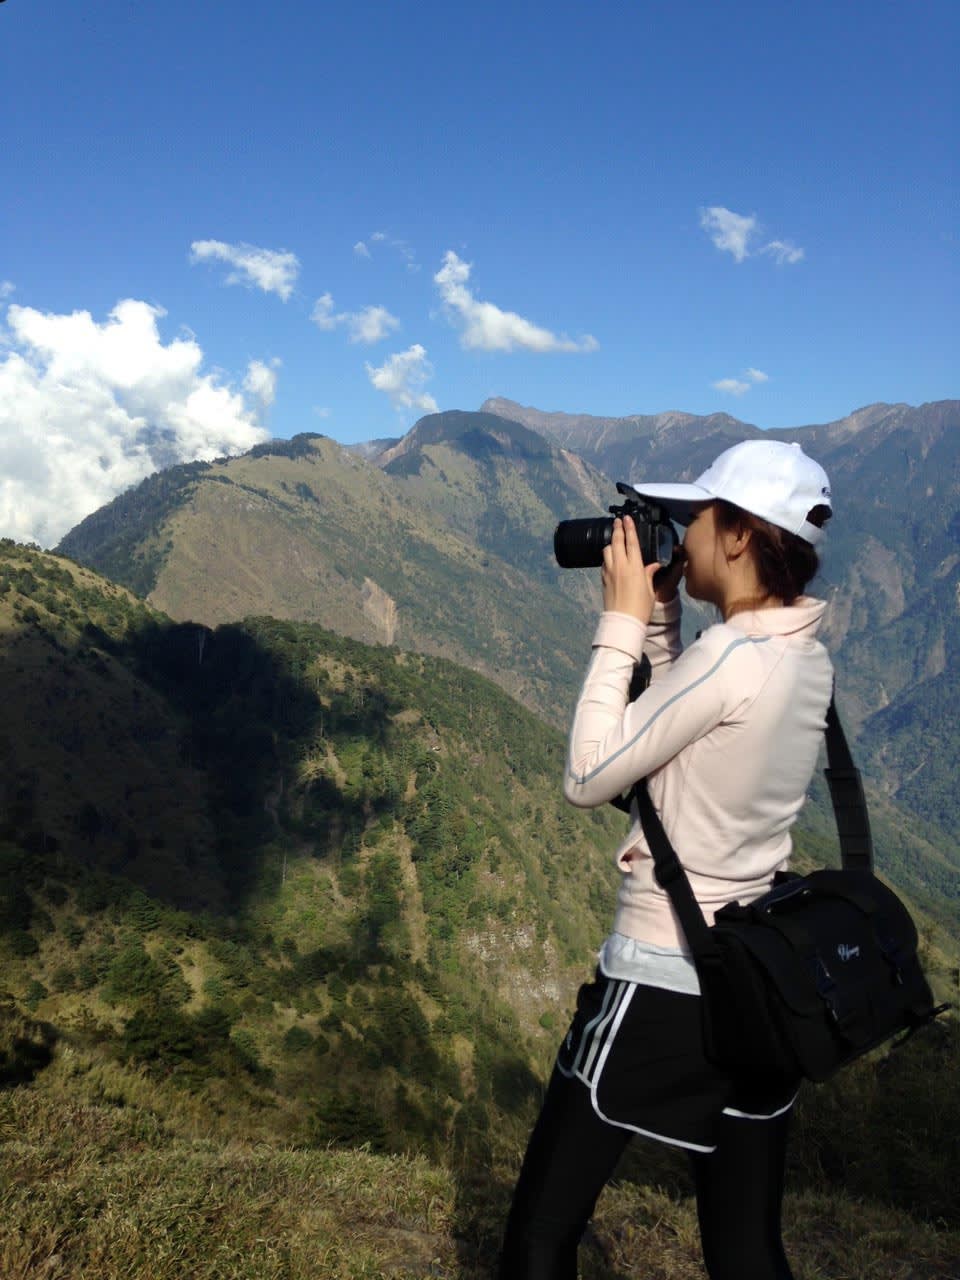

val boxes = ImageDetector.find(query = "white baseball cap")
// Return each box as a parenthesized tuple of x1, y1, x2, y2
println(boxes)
(630, 439, 832, 546)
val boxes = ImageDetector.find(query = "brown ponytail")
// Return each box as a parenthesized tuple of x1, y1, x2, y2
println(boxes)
(714, 500, 831, 605)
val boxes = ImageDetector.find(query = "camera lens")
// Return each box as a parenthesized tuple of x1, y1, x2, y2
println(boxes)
(553, 518, 614, 569)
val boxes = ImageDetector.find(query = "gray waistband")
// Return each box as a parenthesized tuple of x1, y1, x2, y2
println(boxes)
(599, 932, 701, 996)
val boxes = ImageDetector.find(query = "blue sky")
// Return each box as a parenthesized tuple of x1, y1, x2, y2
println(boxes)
(1, 0, 957, 545)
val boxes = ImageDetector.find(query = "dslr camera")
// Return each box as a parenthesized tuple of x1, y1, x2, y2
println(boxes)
(554, 483, 679, 569)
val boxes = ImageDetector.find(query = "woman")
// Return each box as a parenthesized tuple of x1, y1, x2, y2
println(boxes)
(499, 439, 834, 1280)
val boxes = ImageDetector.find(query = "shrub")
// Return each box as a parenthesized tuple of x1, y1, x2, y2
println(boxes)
(283, 1024, 314, 1053)
(120, 1007, 200, 1069)
(43, 882, 69, 907)
(62, 919, 85, 949)
(8, 930, 39, 957)
(24, 979, 49, 1010)
(51, 965, 76, 993)
(103, 941, 165, 1003)
(202, 975, 227, 1002)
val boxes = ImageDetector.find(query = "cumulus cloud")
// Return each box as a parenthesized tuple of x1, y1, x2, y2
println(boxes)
(434, 251, 598, 354)
(311, 293, 339, 331)
(700, 207, 758, 263)
(243, 358, 280, 408)
(0, 282, 15, 300)
(189, 239, 300, 300)
(353, 241, 371, 259)
(713, 378, 751, 396)
(700, 207, 804, 265)
(0, 298, 269, 547)
(311, 293, 399, 344)
(349, 305, 400, 344)
(365, 344, 438, 414)
(712, 367, 769, 396)
(760, 239, 805, 265)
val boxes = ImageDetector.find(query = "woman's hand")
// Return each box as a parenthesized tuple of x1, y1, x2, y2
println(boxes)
(601, 516, 660, 623)
(652, 545, 687, 602)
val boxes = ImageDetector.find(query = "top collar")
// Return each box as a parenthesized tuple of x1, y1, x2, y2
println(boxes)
(723, 595, 827, 639)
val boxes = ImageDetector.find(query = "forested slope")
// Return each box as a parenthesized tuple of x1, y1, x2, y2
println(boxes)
(1, 539, 957, 1277)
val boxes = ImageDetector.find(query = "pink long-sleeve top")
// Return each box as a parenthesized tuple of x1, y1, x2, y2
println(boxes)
(564, 595, 834, 951)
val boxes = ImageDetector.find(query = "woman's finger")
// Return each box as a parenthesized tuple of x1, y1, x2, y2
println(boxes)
(621, 514, 641, 560)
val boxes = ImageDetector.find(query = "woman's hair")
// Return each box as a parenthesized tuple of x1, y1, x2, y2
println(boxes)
(714, 499, 831, 605)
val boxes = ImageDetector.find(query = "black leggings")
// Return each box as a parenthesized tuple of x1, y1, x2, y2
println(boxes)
(499, 1067, 794, 1280)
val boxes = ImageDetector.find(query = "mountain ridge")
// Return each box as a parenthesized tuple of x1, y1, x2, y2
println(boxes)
(56, 398, 960, 845)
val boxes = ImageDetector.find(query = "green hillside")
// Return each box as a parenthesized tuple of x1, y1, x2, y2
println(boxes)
(56, 429, 605, 729)
(59, 401, 960, 860)
(1, 540, 959, 1277)
(0, 538, 627, 1149)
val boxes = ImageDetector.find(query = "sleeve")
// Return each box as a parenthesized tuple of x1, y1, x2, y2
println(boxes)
(563, 616, 749, 809)
(644, 595, 683, 679)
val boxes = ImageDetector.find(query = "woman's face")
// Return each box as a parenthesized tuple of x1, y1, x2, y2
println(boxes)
(681, 502, 725, 605)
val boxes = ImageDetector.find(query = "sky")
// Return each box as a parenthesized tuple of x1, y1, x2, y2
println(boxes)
(1, 0, 957, 547)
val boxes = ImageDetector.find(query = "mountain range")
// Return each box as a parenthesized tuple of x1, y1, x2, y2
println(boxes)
(478, 398, 960, 833)
(4, 393, 960, 1274)
(59, 396, 960, 843)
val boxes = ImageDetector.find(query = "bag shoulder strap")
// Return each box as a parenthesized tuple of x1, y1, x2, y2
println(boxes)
(823, 694, 873, 872)
(629, 692, 873, 959)
(632, 778, 717, 959)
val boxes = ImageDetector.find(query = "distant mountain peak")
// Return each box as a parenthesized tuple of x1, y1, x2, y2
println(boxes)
(480, 397, 756, 446)
(378, 408, 555, 469)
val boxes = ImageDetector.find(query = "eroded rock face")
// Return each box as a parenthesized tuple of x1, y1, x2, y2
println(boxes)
(361, 577, 398, 645)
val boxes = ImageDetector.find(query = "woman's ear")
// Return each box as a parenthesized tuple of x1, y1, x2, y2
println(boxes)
(719, 519, 752, 560)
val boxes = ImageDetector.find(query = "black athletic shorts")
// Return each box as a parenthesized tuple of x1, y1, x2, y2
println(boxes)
(555, 971, 799, 1153)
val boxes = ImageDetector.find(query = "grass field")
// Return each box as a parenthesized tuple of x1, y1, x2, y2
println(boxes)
(2, 1049, 958, 1280)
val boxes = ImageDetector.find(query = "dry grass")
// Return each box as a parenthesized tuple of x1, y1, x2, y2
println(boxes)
(3, 1072, 958, 1280)
(582, 1179, 960, 1280)
(0, 1087, 456, 1279)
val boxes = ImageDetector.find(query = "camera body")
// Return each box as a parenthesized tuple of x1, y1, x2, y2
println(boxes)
(554, 483, 679, 569)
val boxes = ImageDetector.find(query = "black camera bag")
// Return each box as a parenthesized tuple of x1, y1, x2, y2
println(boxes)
(632, 697, 946, 1083)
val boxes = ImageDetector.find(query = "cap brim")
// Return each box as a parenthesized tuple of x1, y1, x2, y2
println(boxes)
(629, 482, 713, 527)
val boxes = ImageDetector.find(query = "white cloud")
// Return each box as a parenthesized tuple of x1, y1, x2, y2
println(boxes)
(353, 241, 371, 259)
(433, 251, 598, 354)
(0, 298, 269, 547)
(700, 207, 757, 263)
(348, 305, 400, 344)
(311, 293, 339, 331)
(312, 405, 332, 419)
(189, 239, 300, 300)
(0, 282, 15, 300)
(364, 230, 420, 272)
(713, 377, 751, 396)
(700, 207, 804, 265)
(760, 239, 805, 265)
(243, 358, 280, 408)
(712, 367, 769, 396)
(365, 344, 438, 414)
(311, 293, 399, 344)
